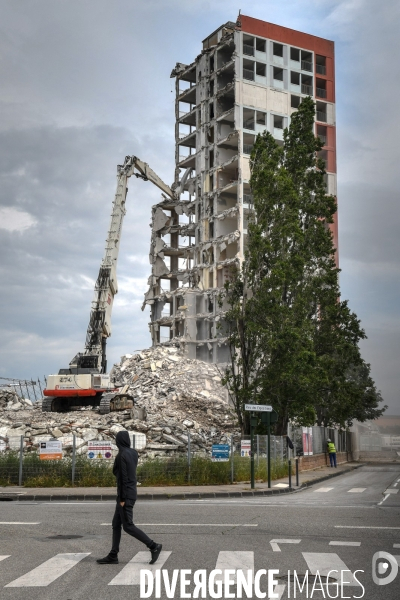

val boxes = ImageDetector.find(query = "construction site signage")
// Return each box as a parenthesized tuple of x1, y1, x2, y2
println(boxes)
(241, 440, 251, 457)
(40, 440, 62, 460)
(87, 440, 112, 459)
(211, 444, 230, 462)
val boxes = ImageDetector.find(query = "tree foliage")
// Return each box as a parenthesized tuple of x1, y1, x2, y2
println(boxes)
(221, 97, 385, 434)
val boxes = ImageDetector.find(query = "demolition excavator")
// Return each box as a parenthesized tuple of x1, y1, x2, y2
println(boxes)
(43, 156, 177, 414)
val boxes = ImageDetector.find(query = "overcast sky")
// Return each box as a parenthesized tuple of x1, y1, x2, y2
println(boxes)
(1, 0, 399, 415)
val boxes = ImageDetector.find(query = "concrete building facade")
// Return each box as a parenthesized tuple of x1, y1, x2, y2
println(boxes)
(143, 14, 337, 364)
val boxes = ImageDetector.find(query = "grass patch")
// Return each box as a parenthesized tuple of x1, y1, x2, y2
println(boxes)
(0, 452, 291, 487)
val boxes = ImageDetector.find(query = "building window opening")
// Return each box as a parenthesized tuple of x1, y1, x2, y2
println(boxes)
(273, 67, 284, 81)
(243, 35, 254, 56)
(301, 75, 313, 95)
(243, 132, 255, 155)
(243, 107, 255, 130)
(243, 59, 254, 81)
(209, 101, 215, 119)
(209, 150, 214, 168)
(291, 71, 300, 85)
(316, 78, 327, 98)
(256, 38, 266, 52)
(316, 101, 327, 122)
(274, 115, 284, 129)
(290, 47, 300, 62)
(210, 55, 215, 72)
(256, 62, 266, 77)
(301, 51, 313, 72)
(256, 111, 266, 126)
(210, 80, 214, 96)
(316, 55, 326, 75)
(317, 125, 327, 146)
(291, 94, 301, 108)
(273, 42, 283, 58)
(208, 296, 214, 313)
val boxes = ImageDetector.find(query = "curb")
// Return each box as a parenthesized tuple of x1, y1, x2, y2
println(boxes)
(299, 463, 364, 489)
(0, 464, 364, 502)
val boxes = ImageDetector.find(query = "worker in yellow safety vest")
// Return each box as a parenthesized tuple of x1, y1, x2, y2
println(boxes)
(327, 438, 337, 468)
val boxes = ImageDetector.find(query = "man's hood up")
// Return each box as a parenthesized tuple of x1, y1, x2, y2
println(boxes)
(116, 430, 131, 450)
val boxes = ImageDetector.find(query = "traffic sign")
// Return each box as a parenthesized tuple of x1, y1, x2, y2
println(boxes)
(244, 404, 272, 412)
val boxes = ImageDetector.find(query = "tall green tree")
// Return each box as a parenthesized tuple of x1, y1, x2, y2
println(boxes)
(222, 97, 385, 435)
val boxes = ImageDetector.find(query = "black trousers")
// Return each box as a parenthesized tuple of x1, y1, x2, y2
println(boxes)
(110, 499, 154, 556)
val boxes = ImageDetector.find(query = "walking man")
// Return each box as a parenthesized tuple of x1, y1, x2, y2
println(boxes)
(327, 438, 337, 468)
(97, 430, 162, 565)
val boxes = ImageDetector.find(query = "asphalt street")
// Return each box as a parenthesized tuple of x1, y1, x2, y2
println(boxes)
(0, 465, 399, 600)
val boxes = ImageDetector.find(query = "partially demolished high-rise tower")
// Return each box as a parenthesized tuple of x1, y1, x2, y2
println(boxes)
(143, 14, 337, 363)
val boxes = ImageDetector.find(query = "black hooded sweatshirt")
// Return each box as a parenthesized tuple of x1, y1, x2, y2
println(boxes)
(113, 431, 138, 501)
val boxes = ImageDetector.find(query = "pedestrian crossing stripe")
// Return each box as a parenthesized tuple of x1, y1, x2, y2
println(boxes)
(108, 551, 171, 585)
(5, 553, 90, 588)
(2, 549, 361, 589)
(0, 557, 10, 563)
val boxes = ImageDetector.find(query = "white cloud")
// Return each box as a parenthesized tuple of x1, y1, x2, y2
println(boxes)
(0, 207, 37, 232)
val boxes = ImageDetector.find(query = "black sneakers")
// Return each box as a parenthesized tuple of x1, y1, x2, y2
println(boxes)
(149, 543, 163, 564)
(97, 555, 119, 564)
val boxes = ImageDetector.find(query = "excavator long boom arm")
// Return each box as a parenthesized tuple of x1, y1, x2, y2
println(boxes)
(70, 156, 175, 373)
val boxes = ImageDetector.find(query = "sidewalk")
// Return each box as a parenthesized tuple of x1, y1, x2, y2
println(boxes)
(0, 462, 363, 501)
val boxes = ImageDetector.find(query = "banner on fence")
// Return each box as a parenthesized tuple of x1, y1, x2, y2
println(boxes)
(40, 440, 62, 460)
(302, 427, 313, 456)
(87, 440, 113, 459)
(241, 440, 251, 457)
(211, 444, 230, 462)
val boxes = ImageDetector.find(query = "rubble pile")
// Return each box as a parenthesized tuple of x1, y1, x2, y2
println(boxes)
(0, 388, 33, 412)
(0, 346, 240, 458)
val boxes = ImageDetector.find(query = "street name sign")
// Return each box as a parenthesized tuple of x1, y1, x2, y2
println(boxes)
(244, 404, 272, 412)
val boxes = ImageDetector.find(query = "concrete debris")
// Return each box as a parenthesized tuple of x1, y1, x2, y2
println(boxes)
(0, 347, 240, 458)
(0, 389, 33, 412)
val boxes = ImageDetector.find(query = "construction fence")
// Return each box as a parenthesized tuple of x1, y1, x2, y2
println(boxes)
(0, 433, 290, 487)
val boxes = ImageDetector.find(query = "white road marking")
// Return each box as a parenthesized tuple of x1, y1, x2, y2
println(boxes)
(108, 551, 171, 586)
(270, 539, 301, 552)
(347, 488, 366, 493)
(314, 487, 334, 493)
(302, 553, 360, 586)
(378, 495, 389, 505)
(394, 483, 398, 487)
(215, 551, 254, 582)
(335, 525, 400, 529)
(329, 541, 361, 546)
(5, 553, 90, 587)
(394, 544, 400, 548)
(273, 483, 289, 488)
(384, 489, 399, 494)
(101, 523, 257, 527)
(0, 522, 40, 525)
(0, 556, 10, 562)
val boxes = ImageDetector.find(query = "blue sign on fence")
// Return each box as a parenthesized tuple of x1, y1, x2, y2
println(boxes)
(212, 444, 230, 462)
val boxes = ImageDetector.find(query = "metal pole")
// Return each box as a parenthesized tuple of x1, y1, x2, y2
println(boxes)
(187, 429, 191, 484)
(18, 435, 23, 486)
(230, 436, 234, 484)
(31, 380, 38, 402)
(288, 459, 292, 489)
(72, 434, 76, 485)
(267, 413, 271, 489)
(250, 414, 255, 489)
(37, 378, 43, 397)
(256, 435, 259, 469)
(132, 434, 136, 449)
(296, 457, 299, 487)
